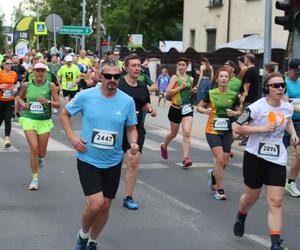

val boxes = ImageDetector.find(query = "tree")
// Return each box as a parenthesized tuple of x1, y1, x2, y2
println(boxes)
(103, 0, 183, 48)
(0, 14, 6, 53)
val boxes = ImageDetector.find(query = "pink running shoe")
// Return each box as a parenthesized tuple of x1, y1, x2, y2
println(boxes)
(182, 157, 192, 168)
(160, 143, 168, 159)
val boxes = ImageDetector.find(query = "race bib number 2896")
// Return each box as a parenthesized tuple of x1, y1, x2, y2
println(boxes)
(258, 142, 280, 158)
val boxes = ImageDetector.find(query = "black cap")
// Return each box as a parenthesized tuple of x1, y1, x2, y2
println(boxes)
(224, 60, 237, 69)
(289, 58, 300, 73)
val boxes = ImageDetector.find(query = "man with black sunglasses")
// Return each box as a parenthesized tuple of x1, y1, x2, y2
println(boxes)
(61, 59, 138, 250)
(283, 58, 300, 197)
(118, 53, 157, 210)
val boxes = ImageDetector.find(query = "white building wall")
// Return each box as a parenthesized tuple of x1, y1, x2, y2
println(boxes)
(183, 0, 289, 52)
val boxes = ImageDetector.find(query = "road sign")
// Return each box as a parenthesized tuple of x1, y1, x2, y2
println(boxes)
(45, 14, 63, 33)
(59, 26, 93, 35)
(34, 22, 47, 35)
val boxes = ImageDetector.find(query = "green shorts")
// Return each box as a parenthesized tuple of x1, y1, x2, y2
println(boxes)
(19, 117, 54, 135)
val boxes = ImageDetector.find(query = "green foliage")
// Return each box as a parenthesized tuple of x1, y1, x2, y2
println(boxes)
(103, 0, 183, 48)
(11, 0, 183, 52)
(0, 15, 6, 53)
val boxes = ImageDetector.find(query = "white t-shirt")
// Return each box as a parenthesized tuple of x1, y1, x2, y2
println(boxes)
(246, 97, 293, 166)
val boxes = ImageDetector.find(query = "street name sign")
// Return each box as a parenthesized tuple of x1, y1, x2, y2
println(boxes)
(59, 26, 93, 35)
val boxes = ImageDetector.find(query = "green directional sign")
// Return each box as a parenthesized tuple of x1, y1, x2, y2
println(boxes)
(59, 26, 93, 35)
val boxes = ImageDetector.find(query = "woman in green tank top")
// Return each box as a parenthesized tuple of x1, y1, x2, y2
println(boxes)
(160, 57, 198, 168)
(17, 63, 60, 190)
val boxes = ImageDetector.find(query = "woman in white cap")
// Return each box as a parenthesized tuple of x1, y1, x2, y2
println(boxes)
(17, 63, 60, 190)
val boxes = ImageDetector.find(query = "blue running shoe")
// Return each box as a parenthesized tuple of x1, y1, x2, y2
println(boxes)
(74, 233, 88, 250)
(207, 169, 215, 192)
(123, 197, 139, 210)
(86, 241, 98, 250)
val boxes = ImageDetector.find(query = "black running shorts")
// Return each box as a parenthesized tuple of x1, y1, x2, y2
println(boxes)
(62, 89, 78, 99)
(206, 132, 233, 153)
(168, 105, 193, 124)
(77, 158, 122, 198)
(243, 151, 286, 189)
(122, 126, 145, 153)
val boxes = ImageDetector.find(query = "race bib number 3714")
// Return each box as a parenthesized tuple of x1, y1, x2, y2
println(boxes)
(91, 129, 117, 149)
(213, 118, 229, 131)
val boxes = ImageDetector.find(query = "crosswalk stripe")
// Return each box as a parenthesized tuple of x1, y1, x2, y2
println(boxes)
(122, 163, 169, 169)
(148, 129, 209, 150)
(175, 162, 243, 169)
(13, 128, 74, 152)
(0, 138, 18, 152)
(144, 138, 176, 151)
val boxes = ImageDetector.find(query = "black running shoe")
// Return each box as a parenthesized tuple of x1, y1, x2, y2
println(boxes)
(270, 239, 288, 250)
(74, 233, 88, 250)
(233, 219, 245, 237)
(86, 241, 98, 250)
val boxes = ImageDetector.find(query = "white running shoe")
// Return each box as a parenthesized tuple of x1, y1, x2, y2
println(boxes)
(285, 180, 300, 197)
(28, 179, 39, 190)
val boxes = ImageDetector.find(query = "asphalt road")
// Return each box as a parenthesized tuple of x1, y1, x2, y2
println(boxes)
(0, 111, 299, 250)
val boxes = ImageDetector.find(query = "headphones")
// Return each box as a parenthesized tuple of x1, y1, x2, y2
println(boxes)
(262, 76, 287, 95)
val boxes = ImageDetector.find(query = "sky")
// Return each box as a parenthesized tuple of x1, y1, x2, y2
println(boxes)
(1, 0, 23, 26)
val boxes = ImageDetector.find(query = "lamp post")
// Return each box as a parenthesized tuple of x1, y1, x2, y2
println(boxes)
(81, 0, 86, 50)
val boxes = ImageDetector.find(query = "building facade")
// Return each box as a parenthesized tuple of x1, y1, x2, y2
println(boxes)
(183, 0, 289, 52)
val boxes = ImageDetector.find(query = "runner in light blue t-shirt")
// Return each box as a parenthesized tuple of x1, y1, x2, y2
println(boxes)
(60, 60, 139, 250)
(65, 84, 137, 168)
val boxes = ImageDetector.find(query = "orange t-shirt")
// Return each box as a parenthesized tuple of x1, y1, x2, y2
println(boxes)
(0, 70, 18, 101)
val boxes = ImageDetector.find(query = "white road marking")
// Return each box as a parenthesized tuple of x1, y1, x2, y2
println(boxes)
(137, 179, 201, 213)
(244, 234, 271, 248)
(144, 138, 176, 151)
(175, 162, 214, 168)
(0, 138, 18, 152)
(122, 163, 169, 169)
(148, 129, 209, 150)
(13, 128, 74, 152)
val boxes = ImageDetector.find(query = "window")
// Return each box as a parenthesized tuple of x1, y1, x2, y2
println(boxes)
(206, 29, 216, 52)
(208, 0, 223, 8)
(190, 29, 195, 48)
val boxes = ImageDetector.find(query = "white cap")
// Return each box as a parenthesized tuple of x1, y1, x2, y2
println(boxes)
(64, 55, 73, 62)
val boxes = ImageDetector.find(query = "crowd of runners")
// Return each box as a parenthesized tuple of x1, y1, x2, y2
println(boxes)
(0, 47, 299, 250)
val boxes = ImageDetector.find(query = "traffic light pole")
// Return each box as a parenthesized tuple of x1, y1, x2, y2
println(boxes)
(264, 0, 272, 65)
(293, 32, 300, 58)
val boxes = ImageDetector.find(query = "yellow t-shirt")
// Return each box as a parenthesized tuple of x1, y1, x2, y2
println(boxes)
(78, 57, 92, 66)
(57, 64, 81, 91)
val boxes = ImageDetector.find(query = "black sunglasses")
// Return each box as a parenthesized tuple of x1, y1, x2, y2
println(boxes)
(102, 73, 121, 80)
(268, 82, 286, 89)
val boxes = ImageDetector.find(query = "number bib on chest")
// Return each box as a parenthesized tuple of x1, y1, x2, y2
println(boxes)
(213, 118, 229, 131)
(66, 82, 75, 89)
(91, 129, 117, 149)
(29, 102, 44, 114)
(289, 98, 300, 108)
(258, 142, 280, 158)
(2, 90, 13, 98)
(181, 104, 193, 115)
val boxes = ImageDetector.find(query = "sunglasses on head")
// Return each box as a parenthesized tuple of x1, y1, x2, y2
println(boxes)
(102, 73, 121, 80)
(268, 82, 286, 89)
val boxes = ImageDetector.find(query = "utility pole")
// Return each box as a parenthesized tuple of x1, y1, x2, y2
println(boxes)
(82, 0, 86, 50)
(37, 0, 40, 50)
(96, 0, 102, 57)
(263, 0, 272, 66)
